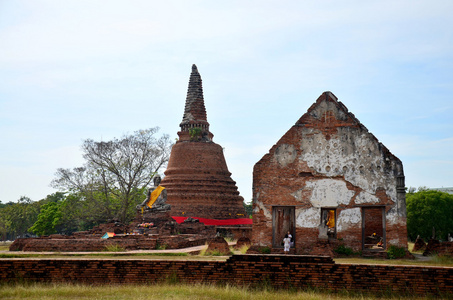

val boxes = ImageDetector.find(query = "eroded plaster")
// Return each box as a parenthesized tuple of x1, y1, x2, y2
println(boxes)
(386, 208, 406, 226)
(337, 208, 361, 232)
(355, 191, 380, 205)
(296, 207, 320, 228)
(291, 189, 304, 202)
(274, 144, 297, 167)
(300, 127, 398, 203)
(305, 179, 354, 207)
(253, 199, 272, 219)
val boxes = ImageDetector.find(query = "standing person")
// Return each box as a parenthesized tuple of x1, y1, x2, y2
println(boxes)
(283, 234, 291, 254)
(287, 231, 294, 248)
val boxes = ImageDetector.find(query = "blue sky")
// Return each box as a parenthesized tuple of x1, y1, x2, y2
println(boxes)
(0, 0, 452, 204)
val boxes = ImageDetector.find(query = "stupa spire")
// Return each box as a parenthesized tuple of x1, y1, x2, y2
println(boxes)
(178, 64, 213, 141)
(161, 64, 246, 220)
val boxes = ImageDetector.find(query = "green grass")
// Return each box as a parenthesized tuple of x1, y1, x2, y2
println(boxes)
(103, 244, 126, 252)
(234, 244, 250, 254)
(0, 282, 436, 300)
(335, 255, 453, 267)
(432, 254, 453, 265)
(197, 243, 232, 257)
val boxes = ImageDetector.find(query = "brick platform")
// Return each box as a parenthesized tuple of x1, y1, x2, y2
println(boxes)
(1, 255, 452, 296)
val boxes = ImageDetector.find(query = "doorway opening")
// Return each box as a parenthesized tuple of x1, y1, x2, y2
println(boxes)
(362, 206, 385, 251)
(321, 208, 336, 239)
(272, 206, 295, 248)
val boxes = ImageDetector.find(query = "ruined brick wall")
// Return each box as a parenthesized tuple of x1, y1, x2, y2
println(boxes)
(423, 240, 453, 256)
(1, 255, 452, 296)
(252, 92, 407, 252)
(9, 237, 156, 252)
(9, 234, 211, 252)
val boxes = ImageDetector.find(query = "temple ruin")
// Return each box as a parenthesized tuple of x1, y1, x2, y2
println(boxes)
(251, 92, 407, 254)
(161, 64, 248, 222)
(10, 65, 251, 252)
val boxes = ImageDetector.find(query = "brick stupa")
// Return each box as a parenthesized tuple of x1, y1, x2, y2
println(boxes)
(161, 64, 246, 219)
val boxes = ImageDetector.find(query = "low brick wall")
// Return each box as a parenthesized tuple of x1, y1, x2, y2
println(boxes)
(9, 238, 157, 252)
(10, 235, 208, 252)
(1, 255, 452, 296)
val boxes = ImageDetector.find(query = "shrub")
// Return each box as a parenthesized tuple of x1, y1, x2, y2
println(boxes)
(334, 245, 354, 256)
(258, 246, 271, 254)
(238, 244, 250, 254)
(155, 241, 167, 250)
(387, 245, 406, 259)
(205, 249, 223, 256)
(103, 244, 125, 252)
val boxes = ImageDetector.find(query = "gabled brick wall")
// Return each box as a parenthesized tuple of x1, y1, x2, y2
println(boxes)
(252, 92, 407, 253)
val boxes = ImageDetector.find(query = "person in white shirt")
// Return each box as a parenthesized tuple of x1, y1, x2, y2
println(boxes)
(283, 234, 291, 254)
(287, 231, 293, 247)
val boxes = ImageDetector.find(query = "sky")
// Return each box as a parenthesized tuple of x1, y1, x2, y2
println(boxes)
(0, 0, 452, 204)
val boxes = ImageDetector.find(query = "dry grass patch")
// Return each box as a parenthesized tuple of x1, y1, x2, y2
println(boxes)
(335, 256, 453, 267)
(0, 282, 434, 300)
(0, 241, 12, 251)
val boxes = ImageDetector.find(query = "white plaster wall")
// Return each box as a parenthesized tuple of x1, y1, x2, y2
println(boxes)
(337, 208, 361, 232)
(274, 144, 297, 167)
(296, 207, 320, 228)
(300, 126, 398, 203)
(253, 198, 272, 219)
(305, 179, 355, 207)
(386, 208, 405, 227)
(355, 191, 380, 205)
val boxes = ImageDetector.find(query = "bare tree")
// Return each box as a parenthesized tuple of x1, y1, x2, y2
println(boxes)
(52, 127, 173, 223)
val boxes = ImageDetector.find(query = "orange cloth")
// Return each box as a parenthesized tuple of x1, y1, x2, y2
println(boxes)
(146, 186, 165, 209)
(327, 210, 335, 228)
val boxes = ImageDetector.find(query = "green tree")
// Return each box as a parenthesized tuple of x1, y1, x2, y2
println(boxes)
(406, 189, 453, 241)
(28, 192, 70, 236)
(51, 127, 172, 224)
(0, 196, 41, 239)
(29, 201, 62, 236)
(243, 201, 253, 218)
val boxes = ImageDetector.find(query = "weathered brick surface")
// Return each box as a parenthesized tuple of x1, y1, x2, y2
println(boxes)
(235, 236, 251, 249)
(252, 92, 408, 253)
(163, 142, 245, 219)
(412, 236, 427, 252)
(0, 255, 452, 296)
(423, 239, 453, 256)
(206, 236, 230, 255)
(10, 234, 212, 252)
(10, 237, 158, 252)
(10, 211, 217, 252)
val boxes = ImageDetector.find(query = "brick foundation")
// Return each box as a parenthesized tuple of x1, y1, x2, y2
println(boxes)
(9, 234, 210, 252)
(0, 255, 451, 296)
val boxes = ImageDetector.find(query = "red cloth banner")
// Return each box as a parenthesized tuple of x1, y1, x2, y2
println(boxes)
(172, 216, 252, 225)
